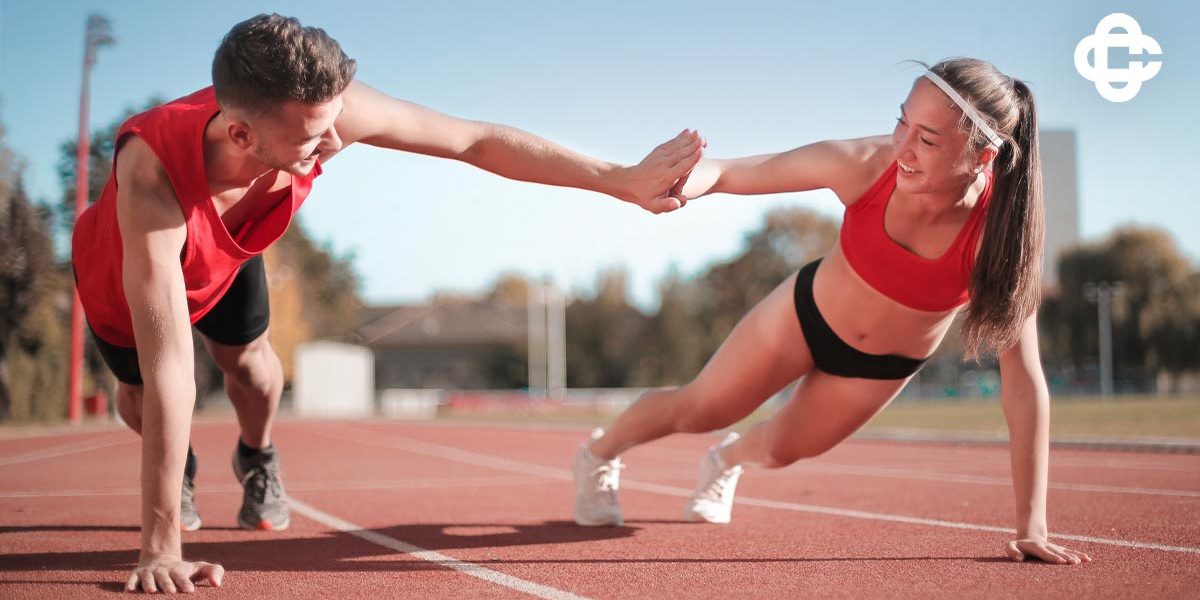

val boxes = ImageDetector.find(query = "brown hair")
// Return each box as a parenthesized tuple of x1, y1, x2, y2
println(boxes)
(922, 58, 1045, 358)
(212, 13, 357, 114)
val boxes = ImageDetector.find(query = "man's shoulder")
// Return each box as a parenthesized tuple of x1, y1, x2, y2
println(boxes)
(114, 137, 183, 228)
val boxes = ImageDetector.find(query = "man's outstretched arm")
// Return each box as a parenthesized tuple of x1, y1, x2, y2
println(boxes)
(336, 80, 702, 214)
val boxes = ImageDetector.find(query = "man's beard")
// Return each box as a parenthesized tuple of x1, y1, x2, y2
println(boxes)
(253, 147, 311, 175)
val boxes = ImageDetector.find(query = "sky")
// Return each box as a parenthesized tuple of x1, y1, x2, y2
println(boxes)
(2, 1, 1196, 308)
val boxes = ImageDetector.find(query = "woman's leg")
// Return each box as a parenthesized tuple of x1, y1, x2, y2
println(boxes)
(590, 271, 815, 460)
(722, 369, 911, 468)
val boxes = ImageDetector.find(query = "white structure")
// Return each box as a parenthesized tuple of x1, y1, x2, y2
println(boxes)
(379, 388, 441, 420)
(294, 341, 374, 418)
(1040, 130, 1080, 287)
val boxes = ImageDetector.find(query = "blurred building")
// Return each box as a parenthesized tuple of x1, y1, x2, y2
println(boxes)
(1040, 129, 1080, 289)
(357, 298, 526, 390)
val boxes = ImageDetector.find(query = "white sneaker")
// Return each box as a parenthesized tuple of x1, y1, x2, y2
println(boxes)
(573, 428, 624, 527)
(684, 432, 744, 524)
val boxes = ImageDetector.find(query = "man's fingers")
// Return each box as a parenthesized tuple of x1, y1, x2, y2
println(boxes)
(646, 196, 682, 214)
(156, 570, 178, 594)
(668, 145, 703, 177)
(140, 571, 158, 594)
(193, 562, 224, 587)
(125, 573, 140, 593)
(1004, 541, 1025, 562)
(663, 134, 701, 166)
(170, 568, 195, 593)
(653, 129, 693, 157)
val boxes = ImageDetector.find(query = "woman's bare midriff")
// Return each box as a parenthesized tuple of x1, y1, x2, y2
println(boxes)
(812, 241, 960, 359)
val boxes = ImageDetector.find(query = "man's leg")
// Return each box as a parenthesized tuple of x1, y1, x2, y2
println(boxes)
(194, 255, 289, 531)
(202, 333, 282, 450)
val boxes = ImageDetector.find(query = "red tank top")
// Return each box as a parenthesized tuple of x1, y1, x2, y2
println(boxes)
(839, 161, 992, 312)
(72, 87, 322, 347)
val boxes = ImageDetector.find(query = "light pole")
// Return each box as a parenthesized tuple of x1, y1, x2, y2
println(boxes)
(1083, 281, 1124, 397)
(545, 277, 565, 398)
(526, 281, 546, 398)
(526, 277, 566, 399)
(67, 15, 115, 423)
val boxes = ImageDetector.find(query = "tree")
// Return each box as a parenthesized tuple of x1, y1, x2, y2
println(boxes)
(1, 121, 68, 419)
(694, 207, 838, 359)
(565, 268, 647, 388)
(630, 266, 705, 386)
(486, 272, 531, 306)
(1043, 226, 1200, 389)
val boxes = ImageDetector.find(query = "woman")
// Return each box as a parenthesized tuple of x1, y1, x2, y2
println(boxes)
(572, 57, 1090, 565)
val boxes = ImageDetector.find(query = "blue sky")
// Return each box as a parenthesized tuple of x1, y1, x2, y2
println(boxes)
(2, 1, 1196, 307)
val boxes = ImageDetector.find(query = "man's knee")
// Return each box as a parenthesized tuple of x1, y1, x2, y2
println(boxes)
(219, 340, 280, 395)
(116, 384, 144, 434)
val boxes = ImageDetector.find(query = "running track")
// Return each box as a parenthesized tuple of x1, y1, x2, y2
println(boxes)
(1, 419, 1197, 598)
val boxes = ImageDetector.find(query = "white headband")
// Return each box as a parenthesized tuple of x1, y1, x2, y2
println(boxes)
(921, 71, 1005, 149)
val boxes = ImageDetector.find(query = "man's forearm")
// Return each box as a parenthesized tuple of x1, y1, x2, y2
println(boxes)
(139, 374, 196, 559)
(458, 124, 629, 199)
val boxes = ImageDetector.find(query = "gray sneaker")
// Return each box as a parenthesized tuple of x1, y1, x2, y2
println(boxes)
(180, 473, 202, 532)
(232, 447, 290, 531)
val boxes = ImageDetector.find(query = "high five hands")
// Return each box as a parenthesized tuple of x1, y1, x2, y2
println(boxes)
(619, 129, 706, 214)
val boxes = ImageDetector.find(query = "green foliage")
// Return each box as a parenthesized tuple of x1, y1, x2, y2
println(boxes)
(565, 207, 839, 388)
(275, 221, 362, 339)
(1, 121, 70, 420)
(3, 270, 70, 421)
(566, 268, 648, 388)
(1042, 226, 1200, 383)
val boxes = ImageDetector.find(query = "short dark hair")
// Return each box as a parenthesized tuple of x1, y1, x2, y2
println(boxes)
(212, 13, 357, 114)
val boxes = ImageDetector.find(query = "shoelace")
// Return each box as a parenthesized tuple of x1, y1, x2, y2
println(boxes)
(699, 464, 740, 503)
(240, 463, 283, 503)
(181, 476, 196, 503)
(592, 462, 624, 497)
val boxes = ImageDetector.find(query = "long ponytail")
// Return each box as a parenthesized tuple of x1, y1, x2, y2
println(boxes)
(961, 78, 1045, 357)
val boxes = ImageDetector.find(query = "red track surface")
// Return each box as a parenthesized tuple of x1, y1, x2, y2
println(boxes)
(1, 418, 1198, 598)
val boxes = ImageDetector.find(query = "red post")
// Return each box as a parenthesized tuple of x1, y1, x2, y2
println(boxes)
(67, 43, 93, 425)
(68, 16, 112, 423)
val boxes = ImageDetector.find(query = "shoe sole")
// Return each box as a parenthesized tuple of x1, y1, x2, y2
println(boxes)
(683, 506, 731, 524)
(237, 515, 291, 531)
(572, 510, 623, 527)
(181, 519, 202, 532)
(573, 517, 624, 527)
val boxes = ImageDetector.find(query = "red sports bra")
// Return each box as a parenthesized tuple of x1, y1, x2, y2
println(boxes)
(839, 161, 993, 312)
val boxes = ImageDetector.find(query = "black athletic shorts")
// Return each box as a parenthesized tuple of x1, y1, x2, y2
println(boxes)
(89, 255, 271, 385)
(793, 259, 927, 380)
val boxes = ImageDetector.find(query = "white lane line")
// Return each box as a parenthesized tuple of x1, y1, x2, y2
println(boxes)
(0, 475, 546, 499)
(317, 426, 1200, 555)
(0, 433, 134, 467)
(634, 446, 1200, 498)
(290, 498, 590, 600)
(789, 463, 1200, 499)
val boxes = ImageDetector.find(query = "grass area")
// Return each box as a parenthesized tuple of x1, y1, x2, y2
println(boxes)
(435, 395, 1200, 441)
(9, 394, 1194, 442)
(861, 395, 1200, 439)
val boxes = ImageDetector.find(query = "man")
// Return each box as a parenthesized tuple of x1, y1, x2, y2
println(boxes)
(71, 13, 701, 593)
